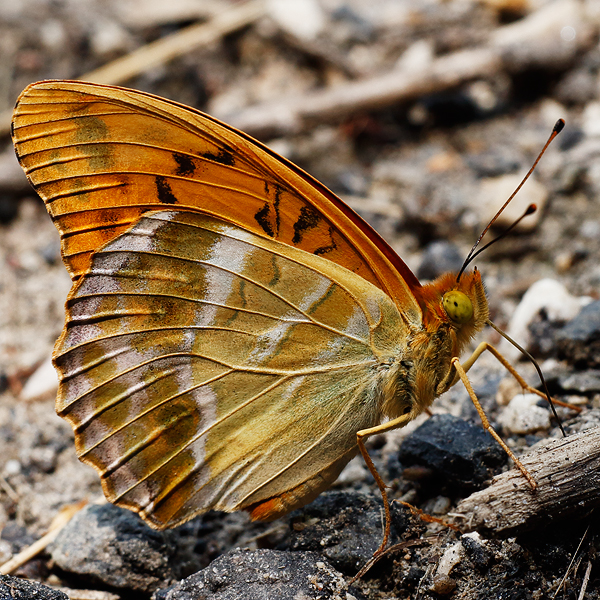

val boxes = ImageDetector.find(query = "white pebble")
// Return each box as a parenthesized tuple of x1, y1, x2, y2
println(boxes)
(498, 393, 551, 435)
(4, 459, 21, 475)
(267, 0, 325, 40)
(20, 357, 58, 402)
(502, 278, 592, 361)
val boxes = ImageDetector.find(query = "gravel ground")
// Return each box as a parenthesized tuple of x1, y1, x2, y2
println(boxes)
(1, 1, 600, 598)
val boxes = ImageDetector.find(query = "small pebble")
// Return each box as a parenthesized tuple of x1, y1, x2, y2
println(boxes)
(20, 357, 58, 401)
(502, 278, 591, 361)
(51, 504, 177, 594)
(417, 240, 464, 281)
(266, 0, 325, 40)
(3, 460, 21, 476)
(498, 393, 551, 435)
(556, 300, 600, 368)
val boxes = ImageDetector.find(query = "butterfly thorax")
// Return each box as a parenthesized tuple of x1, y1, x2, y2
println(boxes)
(382, 269, 489, 421)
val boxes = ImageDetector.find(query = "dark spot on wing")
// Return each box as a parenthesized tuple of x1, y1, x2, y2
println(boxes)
(313, 227, 337, 255)
(156, 176, 178, 204)
(292, 205, 321, 244)
(255, 203, 274, 237)
(254, 185, 282, 238)
(201, 145, 235, 166)
(173, 153, 196, 176)
(268, 253, 281, 287)
(273, 186, 281, 236)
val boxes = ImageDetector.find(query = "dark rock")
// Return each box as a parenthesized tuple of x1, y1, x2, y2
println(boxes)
(461, 534, 493, 571)
(288, 490, 424, 576)
(0, 196, 19, 225)
(398, 414, 506, 492)
(528, 318, 564, 358)
(0, 574, 68, 600)
(417, 240, 464, 281)
(152, 548, 356, 600)
(0, 521, 36, 554)
(556, 300, 600, 368)
(50, 503, 177, 593)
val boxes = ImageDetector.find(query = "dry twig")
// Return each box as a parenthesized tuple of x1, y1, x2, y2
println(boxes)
(449, 427, 600, 534)
(0, 0, 266, 138)
(220, 0, 596, 136)
(52, 588, 120, 600)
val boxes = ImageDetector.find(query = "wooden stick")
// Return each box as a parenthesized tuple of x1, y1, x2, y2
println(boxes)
(0, 0, 266, 139)
(51, 588, 120, 600)
(449, 426, 600, 534)
(83, 0, 265, 85)
(221, 47, 501, 137)
(219, 0, 594, 136)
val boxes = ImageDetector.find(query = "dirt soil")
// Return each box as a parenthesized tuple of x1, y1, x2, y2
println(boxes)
(0, 0, 599, 599)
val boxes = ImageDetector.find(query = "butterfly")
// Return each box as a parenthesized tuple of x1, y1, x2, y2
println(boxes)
(12, 81, 555, 543)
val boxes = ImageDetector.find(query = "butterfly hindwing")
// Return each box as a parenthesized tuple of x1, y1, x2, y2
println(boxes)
(55, 210, 408, 527)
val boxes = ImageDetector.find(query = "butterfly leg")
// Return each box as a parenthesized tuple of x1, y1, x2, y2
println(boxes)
(451, 357, 537, 490)
(351, 414, 414, 581)
(355, 414, 414, 561)
(461, 342, 579, 410)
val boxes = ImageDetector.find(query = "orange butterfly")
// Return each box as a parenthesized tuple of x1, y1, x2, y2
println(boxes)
(12, 81, 556, 548)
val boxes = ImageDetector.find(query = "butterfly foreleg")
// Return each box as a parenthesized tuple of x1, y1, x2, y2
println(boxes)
(460, 342, 545, 399)
(451, 357, 537, 490)
(459, 342, 576, 410)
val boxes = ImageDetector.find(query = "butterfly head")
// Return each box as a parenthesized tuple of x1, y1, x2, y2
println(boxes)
(416, 268, 489, 349)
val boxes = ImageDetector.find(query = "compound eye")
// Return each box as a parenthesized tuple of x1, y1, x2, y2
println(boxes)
(442, 290, 474, 324)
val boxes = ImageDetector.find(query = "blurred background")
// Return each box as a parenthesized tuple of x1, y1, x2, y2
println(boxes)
(0, 0, 599, 597)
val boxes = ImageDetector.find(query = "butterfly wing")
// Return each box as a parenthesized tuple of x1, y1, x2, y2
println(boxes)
(12, 80, 421, 322)
(56, 210, 407, 527)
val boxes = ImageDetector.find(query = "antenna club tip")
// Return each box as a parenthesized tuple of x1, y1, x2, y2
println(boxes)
(526, 203, 537, 215)
(554, 119, 565, 134)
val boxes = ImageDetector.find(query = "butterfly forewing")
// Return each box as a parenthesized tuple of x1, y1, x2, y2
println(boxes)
(55, 210, 407, 527)
(12, 81, 421, 319)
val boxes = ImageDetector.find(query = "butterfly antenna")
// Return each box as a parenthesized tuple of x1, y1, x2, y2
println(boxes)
(457, 119, 564, 282)
(487, 319, 566, 437)
(464, 203, 537, 265)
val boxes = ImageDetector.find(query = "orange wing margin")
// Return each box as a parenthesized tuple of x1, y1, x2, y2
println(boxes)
(12, 80, 421, 318)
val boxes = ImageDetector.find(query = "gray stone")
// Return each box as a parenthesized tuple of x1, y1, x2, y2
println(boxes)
(557, 300, 600, 368)
(288, 490, 423, 576)
(50, 503, 176, 593)
(0, 574, 68, 600)
(558, 369, 600, 393)
(417, 240, 463, 281)
(152, 548, 355, 600)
